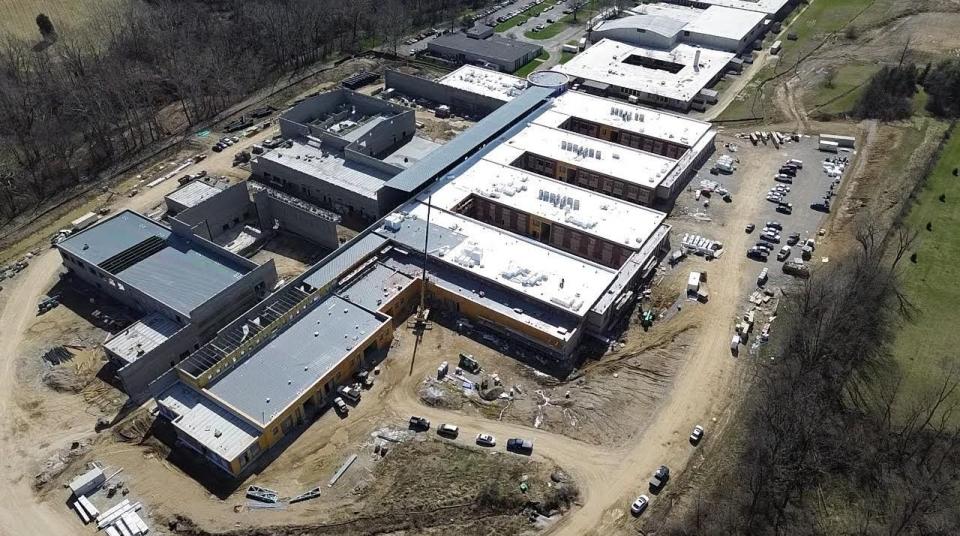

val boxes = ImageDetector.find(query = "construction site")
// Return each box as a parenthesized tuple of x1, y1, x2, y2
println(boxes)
(6, 0, 946, 534)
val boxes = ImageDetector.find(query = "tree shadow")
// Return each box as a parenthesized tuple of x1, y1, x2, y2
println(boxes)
(32, 34, 58, 53)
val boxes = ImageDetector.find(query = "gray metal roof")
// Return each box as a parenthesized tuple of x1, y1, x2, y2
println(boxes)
(206, 295, 387, 425)
(382, 136, 442, 169)
(258, 139, 392, 200)
(159, 382, 260, 462)
(117, 236, 249, 315)
(302, 232, 389, 291)
(383, 86, 555, 193)
(336, 262, 415, 312)
(58, 210, 171, 265)
(374, 215, 468, 254)
(429, 33, 542, 64)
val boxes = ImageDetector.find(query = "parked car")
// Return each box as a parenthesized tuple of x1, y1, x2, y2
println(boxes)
(766, 221, 783, 230)
(506, 438, 534, 454)
(777, 245, 792, 261)
(476, 433, 496, 447)
(630, 494, 650, 516)
(649, 465, 670, 492)
(437, 423, 459, 438)
(690, 425, 704, 444)
(787, 232, 801, 245)
(337, 385, 361, 404)
(745, 223, 755, 233)
(755, 242, 773, 252)
(747, 248, 768, 261)
(777, 204, 793, 215)
(409, 416, 430, 431)
(760, 232, 780, 243)
(333, 397, 348, 415)
(775, 174, 793, 183)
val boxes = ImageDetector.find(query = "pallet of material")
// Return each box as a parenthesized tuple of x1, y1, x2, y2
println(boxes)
(78, 495, 99, 519)
(106, 527, 122, 536)
(73, 500, 91, 524)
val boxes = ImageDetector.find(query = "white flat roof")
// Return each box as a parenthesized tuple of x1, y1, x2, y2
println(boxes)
(536, 90, 713, 148)
(104, 313, 181, 364)
(484, 123, 679, 190)
(685, 5, 766, 40)
(625, 4, 766, 42)
(423, 159, 666, 249)
(555, 39, 734, 102)
(685, 0, 790, 16)
(166, 180, 224, 209)
(402, 202, 617, 317)
(159, 382, 260, 462)
(438, 65, 528, 102)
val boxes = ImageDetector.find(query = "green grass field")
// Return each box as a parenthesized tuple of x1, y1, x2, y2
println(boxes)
(891, 123, 960, 414)
(806, 63, 878, 116)
(2, 0, 127, 40)
(513, 50, 549, 77)
(495, 0, 557, 32)
(716, 0, 876, 121)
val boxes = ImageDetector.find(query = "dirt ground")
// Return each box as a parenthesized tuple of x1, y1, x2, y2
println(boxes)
(249, 232, 331, 281)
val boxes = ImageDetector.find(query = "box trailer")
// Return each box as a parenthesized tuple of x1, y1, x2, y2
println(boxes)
(819, 139, 839, 153)
(562, 44, 578, 54)
(820, 133, 855, 148)
(71, 212, 99, 232)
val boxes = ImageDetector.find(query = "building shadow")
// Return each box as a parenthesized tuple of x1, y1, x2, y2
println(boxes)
(47, 272, 136, 333)
(426, 310, 578, 381)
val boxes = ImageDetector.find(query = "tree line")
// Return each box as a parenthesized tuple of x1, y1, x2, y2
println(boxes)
(854, 58, 960, 121)
(0, 0, 487, 223)
(663, 228, 960, 535)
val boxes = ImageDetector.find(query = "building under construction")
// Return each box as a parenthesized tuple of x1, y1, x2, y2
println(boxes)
(149, 85, 715, 476)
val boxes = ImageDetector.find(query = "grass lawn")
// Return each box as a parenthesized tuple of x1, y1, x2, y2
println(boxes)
(559, 51, 576, 64)
(513, 50, 550, 77)
(3, 0, 128, 40)
(495, 0, 556, 32)
(716, 0, 876, 121)
(806, 63, 879, 116)
(891, 122, 960, 417)
(524, 19, 571, 39)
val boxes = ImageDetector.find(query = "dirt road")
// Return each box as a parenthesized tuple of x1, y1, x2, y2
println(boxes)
(0, 129, 276, 535)
(0, 252, 76, 536)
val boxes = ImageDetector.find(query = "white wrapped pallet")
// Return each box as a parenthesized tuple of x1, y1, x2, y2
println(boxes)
(121, 512, 142, 536)
(106, 527, 122, 536)
(73, 500, 91, 524)
(97, 500, 140, 529)
(78, 495, 99, 519)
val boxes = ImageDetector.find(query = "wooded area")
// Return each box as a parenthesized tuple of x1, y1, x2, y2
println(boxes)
(854, 59, 960, 121)
(664, 228, 960, 535)
(0, 0, 485, 222)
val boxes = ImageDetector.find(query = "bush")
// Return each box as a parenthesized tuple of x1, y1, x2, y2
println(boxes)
(923, 58, 960, 118)
(853, 64, 918, 120)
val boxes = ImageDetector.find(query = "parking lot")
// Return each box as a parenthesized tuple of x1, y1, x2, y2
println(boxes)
(698, 134, 852, 290)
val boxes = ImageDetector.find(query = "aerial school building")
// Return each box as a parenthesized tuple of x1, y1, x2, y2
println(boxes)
(150, 85, 716, 476)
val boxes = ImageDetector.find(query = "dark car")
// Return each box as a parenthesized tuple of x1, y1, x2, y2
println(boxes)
(745, 223, 755, 233)
(787, 233, 801, 245)
(506, 438, 534, 454)
(649, 465, 670, 492)
(437, 423, 459, 438)
(776, 204, 793, 215)
(409, 416, 430, 431)
(747, 248, 768, 261)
